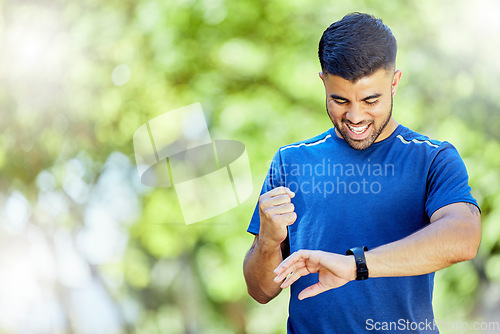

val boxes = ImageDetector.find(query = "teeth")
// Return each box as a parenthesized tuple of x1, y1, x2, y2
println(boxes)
(347, 124, 369, 134)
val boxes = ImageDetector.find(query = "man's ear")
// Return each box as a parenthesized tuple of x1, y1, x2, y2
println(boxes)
(392, 69, 402, 97)
(319, 71, 325, 84)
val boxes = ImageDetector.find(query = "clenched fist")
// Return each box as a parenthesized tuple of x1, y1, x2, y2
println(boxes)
(258, 186, 297, 248)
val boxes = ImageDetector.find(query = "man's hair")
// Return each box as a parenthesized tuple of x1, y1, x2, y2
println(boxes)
(318, 12, 397, 82)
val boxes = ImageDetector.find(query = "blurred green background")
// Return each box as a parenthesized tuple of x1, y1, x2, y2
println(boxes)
(1, 0, 499, 333)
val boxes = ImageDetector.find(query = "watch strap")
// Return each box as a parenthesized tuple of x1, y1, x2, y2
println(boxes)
(346, 246, 369, 280)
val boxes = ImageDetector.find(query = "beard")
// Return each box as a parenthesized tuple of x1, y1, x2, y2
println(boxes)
(327, 96, 393, 151)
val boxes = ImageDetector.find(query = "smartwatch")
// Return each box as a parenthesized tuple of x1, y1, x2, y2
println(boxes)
(346, 246, 369, 281)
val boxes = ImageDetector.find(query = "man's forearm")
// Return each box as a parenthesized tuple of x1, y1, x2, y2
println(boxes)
(366, 204, 481, 278)
(272, 203, 481, 300)
(244, 236, 285, 304)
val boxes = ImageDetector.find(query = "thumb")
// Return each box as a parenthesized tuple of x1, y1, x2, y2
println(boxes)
(298, 282, 329, 300)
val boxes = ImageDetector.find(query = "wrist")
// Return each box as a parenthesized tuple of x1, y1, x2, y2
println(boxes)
(346, 255, 357, 282)
(346, 246, 369, 280)
(256, 236, 282, 255)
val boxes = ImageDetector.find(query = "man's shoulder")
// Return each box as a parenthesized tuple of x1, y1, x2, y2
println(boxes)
(278, 128, 333, 154)
(394, 125, 445, 151)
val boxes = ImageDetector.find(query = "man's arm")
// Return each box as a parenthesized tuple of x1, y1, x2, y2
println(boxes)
(243, 187, 296, 304)
(273, 202, 481, 299)
(365, 202, 481, 277)
(244, 234, 289, 304)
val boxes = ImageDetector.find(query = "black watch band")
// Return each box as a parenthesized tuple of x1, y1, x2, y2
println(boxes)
(346, 246, 369, 281)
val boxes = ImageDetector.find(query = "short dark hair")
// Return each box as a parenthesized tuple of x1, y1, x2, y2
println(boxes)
(318, 12, 397, 82)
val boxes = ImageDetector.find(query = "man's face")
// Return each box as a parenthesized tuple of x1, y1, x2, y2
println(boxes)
(320, 69, 402, 150)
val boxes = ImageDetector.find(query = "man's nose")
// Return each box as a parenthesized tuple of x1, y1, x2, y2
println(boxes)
(345, 103, 364, 124)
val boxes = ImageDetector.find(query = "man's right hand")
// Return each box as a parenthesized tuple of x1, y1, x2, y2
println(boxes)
(258, 186, 297, 248)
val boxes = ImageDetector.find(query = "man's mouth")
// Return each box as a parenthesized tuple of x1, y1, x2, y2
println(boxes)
(346, 123, 370, 136)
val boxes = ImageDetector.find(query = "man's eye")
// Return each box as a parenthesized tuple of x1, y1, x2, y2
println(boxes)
(365, 99, 378, 105)
(334, 99, 347, 105)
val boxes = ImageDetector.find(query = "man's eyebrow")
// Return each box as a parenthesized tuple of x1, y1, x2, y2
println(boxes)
(330, 93, 382, 102)
(330, 94, 348, 101)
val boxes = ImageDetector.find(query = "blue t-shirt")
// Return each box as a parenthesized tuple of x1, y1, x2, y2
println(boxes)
(247, 125, 478, 334)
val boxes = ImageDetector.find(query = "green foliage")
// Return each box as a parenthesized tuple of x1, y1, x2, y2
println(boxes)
(1, 0, 500, 333)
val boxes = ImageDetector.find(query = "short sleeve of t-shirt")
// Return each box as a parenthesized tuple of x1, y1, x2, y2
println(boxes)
(247, 150, 285, 235)
(425, 141, 479, 218)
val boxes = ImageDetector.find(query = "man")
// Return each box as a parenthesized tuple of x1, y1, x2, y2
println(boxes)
(243, 12, 481, 333)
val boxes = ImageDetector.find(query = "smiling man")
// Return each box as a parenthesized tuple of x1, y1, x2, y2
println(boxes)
(243, 13, 481, 333)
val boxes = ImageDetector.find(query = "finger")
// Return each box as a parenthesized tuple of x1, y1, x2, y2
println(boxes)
(274, 250, 310, 276)
(266, 186, 294, 198)
(260, 194, 292, 209)
(298, 282, 329, 300)
(263, 203, 295, 216)
(282, 212, 297, 226)
(274, 259, 306, 282)
(273, 253, 298, 276)
(281, 266, 312, 289)
(263, 211, 296, 227)
(263, 211, 296, 228)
